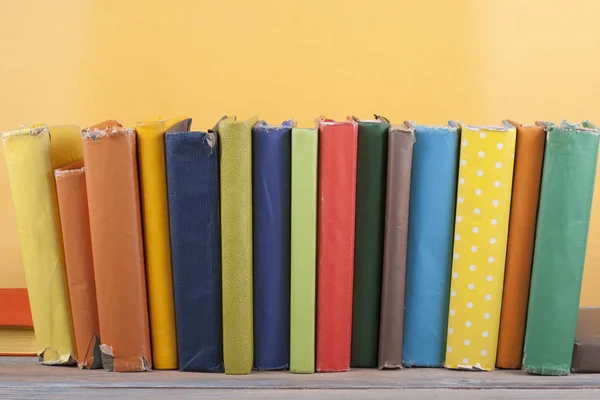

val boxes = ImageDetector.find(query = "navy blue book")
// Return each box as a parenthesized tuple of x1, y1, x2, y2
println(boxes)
(166, 128, 224, 372)
(252, 120, 293, 370)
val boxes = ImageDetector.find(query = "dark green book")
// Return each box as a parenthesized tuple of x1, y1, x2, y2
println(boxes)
(350, 116, 389, 367)
(523, 121, 600, 376)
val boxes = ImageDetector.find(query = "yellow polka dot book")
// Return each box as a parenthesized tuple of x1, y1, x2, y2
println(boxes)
(444, 123, 516, 371)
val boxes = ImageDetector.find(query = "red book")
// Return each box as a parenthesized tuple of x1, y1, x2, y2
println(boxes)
(316, 117, 358, 372)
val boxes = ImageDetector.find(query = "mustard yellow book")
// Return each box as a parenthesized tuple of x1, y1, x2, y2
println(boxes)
(220, 116, 257, 375)
(2, 126, 79, 364)
(0, 327, 36, 355)
(136, 116, 191, 370)
(445, 124, 516, 371)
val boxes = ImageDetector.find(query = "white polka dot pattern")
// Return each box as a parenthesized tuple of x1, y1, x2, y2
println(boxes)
(444, 125, 516, 371)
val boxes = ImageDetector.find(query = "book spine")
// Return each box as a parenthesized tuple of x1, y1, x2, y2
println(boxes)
(220, 116, 258, 375)
(166, 131, 224, 373)
(403, 126, 458, 367)
(351, 121, 389, 368)
(136, 120, 185, 370)
(316, 119, 358, 372)
(496, 123, 545, 369)
(2, 127, 77, 365)
(55, 162, 102, 369)
(378, 124, 415, 369)
(290, 128, 318, 373)
(523, 124, 600, 376)
(252, 122, 292, 370)
(444, 126, 516, 371)
(83, 128, 152, 372)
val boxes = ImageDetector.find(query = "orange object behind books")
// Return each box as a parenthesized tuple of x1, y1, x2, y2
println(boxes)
(82, 123, 152, 372)
(55, 161, 102, 369)
(496, 121, 546, 369)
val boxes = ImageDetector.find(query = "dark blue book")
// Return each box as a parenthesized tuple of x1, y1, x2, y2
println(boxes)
(166, 129, 224, 372)
(252, 120, 293, 370)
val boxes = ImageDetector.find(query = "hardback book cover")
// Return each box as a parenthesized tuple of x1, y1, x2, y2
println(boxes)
(495, 121, 545, 369)
(289, 127, 318, 374)
(523, 121, 599, 376)
(316, 117, 358, 372)
(252, 120, 293, 370)
(378, 123, 415, 369)
(136, 116, 191, 370)
(403, 123, 458, 367)
(444, 123, 516, 371)
(2, 126, 79, 365)
(166, 122, 224, 373)
(82, 121, 152, 372)
(351, 116, 389, 368)
(219, 116, 258, 375)
(55, 161, 102, 369)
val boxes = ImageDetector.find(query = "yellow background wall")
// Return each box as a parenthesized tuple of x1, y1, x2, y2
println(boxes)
(1, 0, 600, 304)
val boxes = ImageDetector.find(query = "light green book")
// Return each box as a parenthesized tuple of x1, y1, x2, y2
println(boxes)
(290, 127, 318, 373)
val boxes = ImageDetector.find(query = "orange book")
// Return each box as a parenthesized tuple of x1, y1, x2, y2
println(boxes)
(55, 161, 102, 369)
(496, 121, 545, 369)
(82, 122, 152, 372)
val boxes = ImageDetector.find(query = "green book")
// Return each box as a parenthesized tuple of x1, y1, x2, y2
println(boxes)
(290, 127, 318, 373)
(523, 121, 600, 376)
(350, 117, 389, 367)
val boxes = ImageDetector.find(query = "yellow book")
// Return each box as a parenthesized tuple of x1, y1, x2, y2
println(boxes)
(2, 126, 79, 364)
(445, 124, 516, 371)
(136, 116, 191, 370)
(0, 327, 36, 355)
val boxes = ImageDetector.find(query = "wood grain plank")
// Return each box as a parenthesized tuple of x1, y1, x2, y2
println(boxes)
(1, 358, 600, 391)
(1, 389, 600, 400)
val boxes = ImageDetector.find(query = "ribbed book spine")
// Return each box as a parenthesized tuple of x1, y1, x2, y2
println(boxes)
(316, 118, 358, 372)
(55, 162, 102, 369)
(496, 121, 545, 369)
(403, 124, 458, 367)
(1, 127, 77, 365)
(219, 116, 258, 375)
(166, 130, 224, 372)
(252, 121, 293, 370)
(378, 123, 415, 369)
(289, 127, 318, 374)
(523, 122, 600, 376)
(82, 125, 152, 372)
(351, 118, 389, 368)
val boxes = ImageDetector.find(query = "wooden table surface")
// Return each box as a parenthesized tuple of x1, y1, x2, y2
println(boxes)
(1, 357, 600, 399)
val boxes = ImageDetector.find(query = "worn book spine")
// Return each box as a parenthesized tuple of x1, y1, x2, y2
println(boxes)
(351, 118, 389, 368)
(55, 161, 102, 369)
(378, 123, 415, 369)
(82, 124, 152, 372)
(252, 120, 293, 370)
(289, 127, 318, 374)
(496, 121, 545, 369)
(523, 122, 600, 376)
(136, 117, 191, 370)
(220, 116, 258, 375)
(166, 129, 224, 373)
(444, 124, 516, 371)
(403, 124, 458, 367)
(581, 120, 600, 306)
(316, 117, 358, 372)
(1, 127, 77, 365)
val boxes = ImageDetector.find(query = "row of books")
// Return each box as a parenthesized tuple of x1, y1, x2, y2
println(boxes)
(2, 116, 597, 376)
